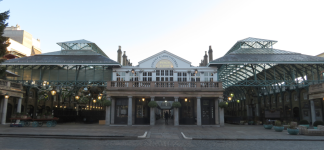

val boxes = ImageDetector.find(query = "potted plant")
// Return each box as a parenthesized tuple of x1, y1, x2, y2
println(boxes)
(218, 102, 228, 109)
(299, 120, 309, 129)
(263, 120, 273, 129)
(172, 101, 181, 108)
(287, 123, 299, 135)
(273, 120, 284, 132)
(313, 121, 324, 129)
(148, 101, 158, 108)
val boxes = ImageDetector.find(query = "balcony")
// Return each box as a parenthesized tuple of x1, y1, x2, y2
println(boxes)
(0, 79, 24, 98)
(309, 83, 324, 95)
(107, 81, 223, 92)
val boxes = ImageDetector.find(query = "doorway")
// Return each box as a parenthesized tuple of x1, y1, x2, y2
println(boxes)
(115, 99, 128, 124)
(135, 99, 150, 124)
(201, 99, 215, 125)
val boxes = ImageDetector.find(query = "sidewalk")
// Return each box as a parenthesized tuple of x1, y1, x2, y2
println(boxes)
(1, 122, 324, 141)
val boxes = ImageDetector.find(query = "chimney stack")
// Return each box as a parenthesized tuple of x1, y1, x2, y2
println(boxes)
(122, 51, 127, 66)
(208, 45, 213, 62)
(203, 51, 208, 66)
(117, 46, 122, 64)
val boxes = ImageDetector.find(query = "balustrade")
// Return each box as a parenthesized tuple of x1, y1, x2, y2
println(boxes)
(107, 81, 222, 91)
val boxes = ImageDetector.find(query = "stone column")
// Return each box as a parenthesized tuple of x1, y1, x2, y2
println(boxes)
(111, 98, 115, 124)
(105, 97, 111, 125)
(174, 97, 179, 126)
(215, 98, 219, 125)
(197, 97, 202, 126)
(16, 98, 22, 123)
(0, 98, 3, 122)
(219, 98, 224, 126)
(310, 99, 316, 124)
(150, 96, 155, 125)
(256, 104, 259, 117)
(1, 97, 9, 124)
(128, 96, 132, 126)
(246, 105, 250, 117)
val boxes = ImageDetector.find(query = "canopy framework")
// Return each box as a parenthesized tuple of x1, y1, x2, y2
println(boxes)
(209, 37, 324, 100)
(57, 39, 108, 57)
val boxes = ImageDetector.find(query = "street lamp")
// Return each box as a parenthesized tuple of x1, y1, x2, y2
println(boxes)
(51, 90, 57, 96)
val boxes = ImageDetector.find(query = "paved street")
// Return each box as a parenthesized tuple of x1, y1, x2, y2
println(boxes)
(1, 120, 324, 149)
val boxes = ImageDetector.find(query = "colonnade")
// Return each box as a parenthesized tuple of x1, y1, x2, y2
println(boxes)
(0, 97, 22, 124)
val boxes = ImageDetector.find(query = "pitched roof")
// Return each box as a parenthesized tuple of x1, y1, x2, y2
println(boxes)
(138, 50, 191, 65)
(3, 50, 120, 66)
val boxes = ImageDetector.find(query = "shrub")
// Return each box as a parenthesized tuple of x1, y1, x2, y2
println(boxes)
(218, 102, 228, 109)
(313, 120, 324, 127)
(172, 102, 181, 108)
(148, 101, 158, 108)
(103, 100, 111, 107)
(299, 120, 309, 125)
(275, 120, 282, 126)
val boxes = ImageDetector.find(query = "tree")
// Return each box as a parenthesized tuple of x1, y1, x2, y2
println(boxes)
(0, 4, 10, 77)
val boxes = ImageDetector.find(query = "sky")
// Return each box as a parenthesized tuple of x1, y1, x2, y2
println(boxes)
(1, 0, 324, 66)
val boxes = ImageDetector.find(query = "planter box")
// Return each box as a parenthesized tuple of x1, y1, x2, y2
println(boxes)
(283, 125, 290, 130)
(299, 124, 309, 129)
(263, 124, 273, 129)
(274, 126, 284, 132)
(287, 128, 299, 135)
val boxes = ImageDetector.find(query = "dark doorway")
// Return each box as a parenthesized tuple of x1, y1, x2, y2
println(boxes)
(6, 104, 12, 122)
(115, 99, 128, 124)
(135, 99, 150, 124)
(293, 107, 300, 122)
(179, 98, 195, 125)
(201, 99, 215, 125)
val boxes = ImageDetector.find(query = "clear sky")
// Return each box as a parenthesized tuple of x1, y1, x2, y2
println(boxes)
(1, 0, 324, 66)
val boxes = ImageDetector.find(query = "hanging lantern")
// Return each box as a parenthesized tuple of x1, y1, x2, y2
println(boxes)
(226, 102, 228, 105)
(131, 69, 135, 74)
(51, 90, 57, 96)
(75, 95, 80, 100)
(98, 95, 102, 100)
(185, 98, 188, 102)
(93, 99, 96, 103)
(228, 97, 232, 101)
(237, 100, 240, 103)
(230, 93, 234, 97)
(4, 94, 9, 99)
(142, 98, 145, 101)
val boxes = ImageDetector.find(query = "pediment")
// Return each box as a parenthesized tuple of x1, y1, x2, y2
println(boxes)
(138, 50, 191, 68)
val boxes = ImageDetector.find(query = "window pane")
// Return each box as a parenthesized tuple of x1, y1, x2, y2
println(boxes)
(156, 70, 160, 76)
(156, 77, 160, 81)
(148, 72, 152, 76)
(165, 70, 168, 76)
(170, 77, 173, 81)
(161, 70, 164, 76)
(178, 72, 181, 76)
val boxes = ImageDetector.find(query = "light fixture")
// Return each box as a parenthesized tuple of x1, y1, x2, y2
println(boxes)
(226, 102, 228, 105)
(228, 97, 232, 101)
(55, 105, 58, 108)
(131, 69, 135, 74)
(142, 98, 145, 101)
(64, 106, 66, 108)
(230, 93, 234, 97)
(98, 95, 102, 100)
(4, 94, 9, 99)
(74, 107, 76, 109)
(165, 100, 167, 103)
(185, 98, 187, 102)
(323, 97, 324, 101)
(237, 100, 240, 103)
(75, 95, 80, 100)
(51, 90, 57, 96)
(87, 105, 89, 108)
(93, 99, 96, 103)
(194, 69, 198, 74)
(60, 106, 62, 108)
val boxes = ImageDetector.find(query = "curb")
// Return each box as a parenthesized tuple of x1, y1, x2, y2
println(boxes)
(181, 132, 324, 141)
(0, 134, 140, 140)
